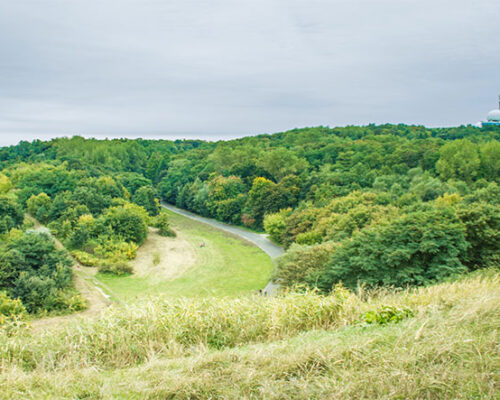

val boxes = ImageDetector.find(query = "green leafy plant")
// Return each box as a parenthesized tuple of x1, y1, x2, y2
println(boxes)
(0, 292, 27, 335)
(94, 239, 138, 261)
(155, 212, 176, 237)
(98, 258, 133, 276)
(358, 305, 414, 325)
(152, 252, 161, 266)
(72, 250, 100, 267)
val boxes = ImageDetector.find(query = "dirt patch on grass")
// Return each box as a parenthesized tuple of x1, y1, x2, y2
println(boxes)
(131, 228, 197, 280)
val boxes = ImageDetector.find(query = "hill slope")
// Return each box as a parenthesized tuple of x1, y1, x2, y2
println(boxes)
(1, 271, 498, 399)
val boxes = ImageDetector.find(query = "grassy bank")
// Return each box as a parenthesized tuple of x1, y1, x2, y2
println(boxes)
(0, 271, 498, 399)
(96, 209, 275, 301)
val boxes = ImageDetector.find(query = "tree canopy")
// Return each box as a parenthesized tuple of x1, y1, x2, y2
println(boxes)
(0, 123, 498, 295)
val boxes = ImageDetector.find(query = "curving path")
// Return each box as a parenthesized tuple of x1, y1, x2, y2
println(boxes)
(161, 203, 283, 294)
(161, 203, 284, 258)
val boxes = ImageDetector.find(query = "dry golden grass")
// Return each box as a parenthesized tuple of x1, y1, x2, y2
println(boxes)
(132, 227, 196, 280)
(0, 270, 498, 399)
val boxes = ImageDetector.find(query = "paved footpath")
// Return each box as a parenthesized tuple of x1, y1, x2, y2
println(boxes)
(161, 203, 283, 294)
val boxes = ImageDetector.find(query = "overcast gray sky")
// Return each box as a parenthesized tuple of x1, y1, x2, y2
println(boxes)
(0, 0, 499, 146)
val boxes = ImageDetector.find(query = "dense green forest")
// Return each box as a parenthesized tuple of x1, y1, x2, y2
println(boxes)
(0, 124, 499, 318)
(0, 161, 170, 318)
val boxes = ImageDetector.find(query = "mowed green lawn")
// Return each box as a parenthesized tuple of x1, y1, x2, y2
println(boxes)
(96, 209, 274, 302)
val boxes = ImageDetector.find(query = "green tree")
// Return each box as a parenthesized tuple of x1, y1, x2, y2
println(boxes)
(0, 196, 24, 234)
(14, 163, 79, 204)
(263, 209, 290, 244)
(103, 204, 148, 245)
(92, 176, 125, 198)
(275, 242, 337, 288)
(479, 141, 500, 181)
(0, 232, 74, 313)
(0, 173, 12, 194)
(258, 148, 308, 181)
(117, 172, 152, 195)
(132, 186, 160, 216)
(315, 207, 468, 290)
(456, 202, 500, 269)
(247, 177, 290, 226)
(146, 152, 169, 185)
(277, 175, 302, 208)
(282, 206, 321, 247)
(436, 139, 481, 182)
(27, 192, 52, 223)
(67, 214, 99, 249)
(70, 186, 112, 215)
(215, 195, 246, 223)
(205, 175, 246, 221)
(158, 159, 197, 204)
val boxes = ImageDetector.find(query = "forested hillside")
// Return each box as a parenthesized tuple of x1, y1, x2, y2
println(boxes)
(1, 124, 499, 312)
(0, 162, 171, 321)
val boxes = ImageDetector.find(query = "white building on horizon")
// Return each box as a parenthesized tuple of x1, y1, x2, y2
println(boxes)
(482, 95, 500, 127)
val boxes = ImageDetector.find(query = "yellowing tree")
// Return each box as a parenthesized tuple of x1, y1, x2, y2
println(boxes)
(0, 174, 12, 194)
(436, 139, 481, 182)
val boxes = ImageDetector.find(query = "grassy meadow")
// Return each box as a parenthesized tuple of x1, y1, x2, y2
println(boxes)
(96, 209, 274, 301)
(0, 270, 498, 399)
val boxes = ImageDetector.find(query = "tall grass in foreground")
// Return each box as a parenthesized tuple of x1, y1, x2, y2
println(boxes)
(0, 271, 498, 374)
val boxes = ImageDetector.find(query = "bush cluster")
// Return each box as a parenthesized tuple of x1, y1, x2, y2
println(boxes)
(0, 231, 85, 313)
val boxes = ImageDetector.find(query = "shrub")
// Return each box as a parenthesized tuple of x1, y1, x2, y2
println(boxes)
(72, 250, 100, 267)
(0, 291, 26, 317)
(241, 213, 256, 228)
(275, 242, 337, 288)
(315, 207, 468, 290)
(358, 305, 414, 325)
(103, 204, 148, 245)
(0, 232, 75, 313)
(152, 252, 161, 266)
(11, 270, 71, 313)
(94, 239, 138, 261)
(263, 210, 289, 244)
(0, 292, 26, 335)
(155, 212, 175, 237)
(48, 289, 87, 312)
(98, 259, 133, 276)
(163, 228, 176, 238)
(295, 231, 322, 245)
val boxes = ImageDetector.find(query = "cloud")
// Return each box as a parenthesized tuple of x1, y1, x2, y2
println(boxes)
(0, 0, 499, 146)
